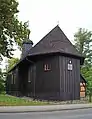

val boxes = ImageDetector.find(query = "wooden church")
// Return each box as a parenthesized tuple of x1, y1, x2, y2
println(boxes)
(6, 25, 86, 101)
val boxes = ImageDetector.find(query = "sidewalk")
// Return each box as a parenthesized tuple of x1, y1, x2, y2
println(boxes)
(0, 104, 92, 113)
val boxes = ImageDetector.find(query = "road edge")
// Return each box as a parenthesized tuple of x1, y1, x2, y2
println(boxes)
(0, 104, 92, 113)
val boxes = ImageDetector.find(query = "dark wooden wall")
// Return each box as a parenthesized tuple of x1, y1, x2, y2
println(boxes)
(59, 56, 80, 100)
(6, 54, 81, 101)
(35, 55, 60, 100)
(6, 74, 12, 94)
(27, 64, 36, 97)
(18, 62, 29, 96)
(6, 61, 30, 96)
(6, 68, 19, 96)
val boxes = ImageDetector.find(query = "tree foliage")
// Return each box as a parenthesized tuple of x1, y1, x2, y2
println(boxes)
(0, 0, 31, 94)
(7, 57, 19, 71)
(0, 0, 30, 59)
(74, 28, 92, 66)
(74, 28, 92, 101)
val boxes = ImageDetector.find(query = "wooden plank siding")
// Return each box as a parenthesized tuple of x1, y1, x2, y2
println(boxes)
(59, 55, 80, 101)
(18, 63, 29, 96)
(6, 74, 12, 95)
(34, 55, 60, 100)
(27, 64, 36, 97)
(6, 54, 81, 101)
(6, 68, 19, 96)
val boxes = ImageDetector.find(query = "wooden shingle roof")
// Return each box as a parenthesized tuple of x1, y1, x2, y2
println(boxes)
(27, 25, 83, 58)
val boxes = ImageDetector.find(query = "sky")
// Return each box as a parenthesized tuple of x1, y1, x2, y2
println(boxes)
(1, 0, 92, 68)
(14, 0, 92, 58)
(18, 0, 92, 44)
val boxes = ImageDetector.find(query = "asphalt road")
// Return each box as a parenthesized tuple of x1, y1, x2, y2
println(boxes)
(0, 108, 92, 119)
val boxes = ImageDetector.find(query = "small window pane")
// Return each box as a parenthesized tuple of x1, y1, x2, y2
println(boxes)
(28, 67, 32, 83)
(11, 74, 14, 84)
(44, 64, 47, 71)
(44, 64, 51, 71)
(68, 64, 72, 70)
(80, 86, 85, 91)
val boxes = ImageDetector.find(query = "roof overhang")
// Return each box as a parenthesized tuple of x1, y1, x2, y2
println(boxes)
(80, 74, 87, 83)
(8, 51, 85, 73)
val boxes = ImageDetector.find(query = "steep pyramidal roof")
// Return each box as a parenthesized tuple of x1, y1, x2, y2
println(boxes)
(27, 25, 82, 57)
(8, 25, 84, 72)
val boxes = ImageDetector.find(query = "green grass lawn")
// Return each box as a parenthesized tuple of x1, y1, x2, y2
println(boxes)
(0, 94, 49, 106)
(0, 94, 89, 106)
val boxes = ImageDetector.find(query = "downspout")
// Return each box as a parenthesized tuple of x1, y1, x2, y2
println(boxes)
(26, 57, 36, 99)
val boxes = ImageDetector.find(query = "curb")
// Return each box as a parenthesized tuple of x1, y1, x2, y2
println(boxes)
(0, 104, 92, 113)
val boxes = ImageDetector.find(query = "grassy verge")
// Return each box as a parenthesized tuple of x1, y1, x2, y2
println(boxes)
(0, 94, 49, 106)
(0, 94, 89, 106)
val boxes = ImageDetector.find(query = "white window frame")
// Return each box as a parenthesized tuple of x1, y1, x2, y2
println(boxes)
(44, 64, 51, 71)
(68, 61, 73, 71)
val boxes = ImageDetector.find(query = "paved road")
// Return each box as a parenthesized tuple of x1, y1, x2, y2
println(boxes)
(0, 108, 92, 119)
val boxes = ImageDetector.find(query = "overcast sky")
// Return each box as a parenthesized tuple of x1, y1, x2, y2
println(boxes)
(2, 0, 92, 67)
(18, 0, 92, 45)
(13, 0, 92, 58)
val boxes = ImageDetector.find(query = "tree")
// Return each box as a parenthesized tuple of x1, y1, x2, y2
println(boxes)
(74, 28, 92, 72)
(0, 0, 30, 60)
(74, 28, 92, 64)
(7, 57, 19, 72)
(74, 28, 92, 101)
